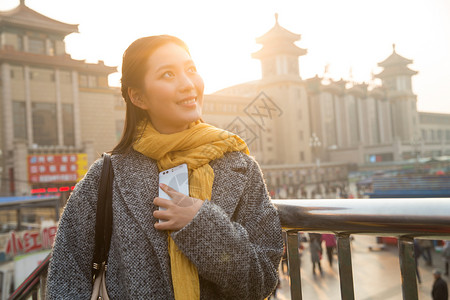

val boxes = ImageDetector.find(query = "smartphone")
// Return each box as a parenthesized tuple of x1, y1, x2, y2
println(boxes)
(158, 163, 189, 221)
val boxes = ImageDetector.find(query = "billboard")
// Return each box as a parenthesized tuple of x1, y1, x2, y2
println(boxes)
(27, 153, 88, 183)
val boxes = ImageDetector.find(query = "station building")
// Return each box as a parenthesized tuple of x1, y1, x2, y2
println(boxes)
(0, 1, 118, 196)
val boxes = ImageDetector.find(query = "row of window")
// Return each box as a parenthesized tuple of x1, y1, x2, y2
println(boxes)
(13, 35, 58, 56)
(7, 67, 107, 88)
(13, 101, 75, 146)
(421, 129, 450, 142)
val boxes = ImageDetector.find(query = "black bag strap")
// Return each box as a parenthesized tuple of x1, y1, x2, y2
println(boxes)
(92, 153, 114, 279)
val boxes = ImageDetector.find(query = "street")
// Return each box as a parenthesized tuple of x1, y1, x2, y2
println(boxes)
(273, 235, 448, 300)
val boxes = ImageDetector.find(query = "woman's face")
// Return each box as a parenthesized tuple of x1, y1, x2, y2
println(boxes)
(137, 42, 204, 134)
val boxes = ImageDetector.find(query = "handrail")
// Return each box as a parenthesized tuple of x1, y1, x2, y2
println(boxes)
(8, 253, 51, 300)
(272, 197, 450, 300)
(273, 198, 450, 238)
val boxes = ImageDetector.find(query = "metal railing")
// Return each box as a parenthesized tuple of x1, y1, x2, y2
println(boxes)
(273, 197, 450, 300)
(8, 197, 450, 300)
(8, 253, 50, 300)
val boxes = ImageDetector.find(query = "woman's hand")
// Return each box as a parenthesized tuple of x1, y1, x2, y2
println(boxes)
(153, 183, 204, 231)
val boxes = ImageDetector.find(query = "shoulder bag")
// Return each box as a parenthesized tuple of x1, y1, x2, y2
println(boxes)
(91, 153, 114, 300)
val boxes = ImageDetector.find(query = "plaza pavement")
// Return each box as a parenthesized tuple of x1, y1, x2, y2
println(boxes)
(271, 235, 448, 300)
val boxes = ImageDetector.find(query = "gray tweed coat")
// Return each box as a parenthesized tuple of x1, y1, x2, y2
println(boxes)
(46, 150, 283, 299)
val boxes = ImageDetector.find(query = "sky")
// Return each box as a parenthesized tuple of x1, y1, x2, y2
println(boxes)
(1, 0, 450, 114)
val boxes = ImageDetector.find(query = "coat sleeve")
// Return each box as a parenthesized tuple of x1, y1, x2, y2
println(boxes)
(171, 157, 284, 299)
(46, 159, 103, 299)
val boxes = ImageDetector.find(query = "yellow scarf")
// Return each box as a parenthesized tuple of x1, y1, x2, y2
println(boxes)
(133, 120, 249, 300)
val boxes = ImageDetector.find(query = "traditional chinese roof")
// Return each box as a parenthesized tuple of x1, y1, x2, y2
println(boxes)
(252, 14, 307, 59)
(378, 44, 412, 67)
(375, 44, 418, 78)
(0, 49, 116, 74)
(0, 0, 78, 36)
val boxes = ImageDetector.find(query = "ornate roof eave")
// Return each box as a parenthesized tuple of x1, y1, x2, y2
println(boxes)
(348, 83, 368, 98)
(305, 75, 323, 93)
(322, 79, 347, 95)
(0, 49, 117, 74)
(375, 67, 418, 79)
(368, 86, 386, 99)
(0, 2, 79, 36)
(252, 44, 307, 59)
(255, 14, 301, 44)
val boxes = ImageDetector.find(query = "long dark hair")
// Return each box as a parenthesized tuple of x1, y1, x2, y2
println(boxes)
(112, 35, 191, 154)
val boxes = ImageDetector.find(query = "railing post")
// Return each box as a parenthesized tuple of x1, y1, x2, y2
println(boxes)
(286, 230, 302, 300)
(337, 233, 355, 300)
(398, 237, 419, 300)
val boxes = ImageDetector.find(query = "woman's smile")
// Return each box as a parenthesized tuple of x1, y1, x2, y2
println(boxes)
(177, 96, 197, 106)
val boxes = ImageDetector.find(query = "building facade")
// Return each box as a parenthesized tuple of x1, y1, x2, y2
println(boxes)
(307, 45, 450, 165)
(0, 1, 117, 196)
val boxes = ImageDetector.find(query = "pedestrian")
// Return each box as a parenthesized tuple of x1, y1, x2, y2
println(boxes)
(432, 269, 448, 300)
(321, 234, 337, 267)
(443, 241, 450, 276)
(309, 233, 323, 276)
(414, 239, 422, 284)
(46, 35, 283, 299)
(268, 278, 281, 299)
(281, 242, 288, 274)
(418, 239, 434, 266)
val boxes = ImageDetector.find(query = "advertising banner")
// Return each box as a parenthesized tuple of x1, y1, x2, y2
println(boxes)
(27, 153, 88, 183)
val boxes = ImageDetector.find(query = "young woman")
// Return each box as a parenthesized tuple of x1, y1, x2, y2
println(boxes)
(46, 35, 283, 299)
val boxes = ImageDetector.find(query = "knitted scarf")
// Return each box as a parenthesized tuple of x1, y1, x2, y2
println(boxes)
(133, 120, 249, 300)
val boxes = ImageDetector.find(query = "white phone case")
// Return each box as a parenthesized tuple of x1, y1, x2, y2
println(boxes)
(158, 164, 189, 221)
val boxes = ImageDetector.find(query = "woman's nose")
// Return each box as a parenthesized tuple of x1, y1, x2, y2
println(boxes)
(178, 73, 195, 91)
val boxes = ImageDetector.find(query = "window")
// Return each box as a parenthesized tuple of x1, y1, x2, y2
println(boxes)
(79, 74, 88, 87)
(13, 101, 27, 140)
(437, 130, 443, 141)
(30, 68, 54, 82)
(48, 40, 55, 56)
(28, 38, 45, 54)
(299, 130, 303, 141)
(421, 129, 427, 141)
(62, 104, 75, 146)
(17, 35, 23, 51)
(32, 102, 58, 145)
(299, 151, 304, 161)
(88, 75, 97, 88)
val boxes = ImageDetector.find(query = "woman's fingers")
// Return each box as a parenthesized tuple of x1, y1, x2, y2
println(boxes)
(159, 183, 199, 207)
(153, 197, 174, 208)
(153, 208, 170, 220)
(160, 183, 179, 197)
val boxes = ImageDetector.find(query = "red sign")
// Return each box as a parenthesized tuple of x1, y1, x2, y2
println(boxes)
(28, 153, 88, 183)
(5, 226, 57, 257)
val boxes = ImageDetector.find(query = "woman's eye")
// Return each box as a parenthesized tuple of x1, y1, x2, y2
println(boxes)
(162, 71, 174, 78)
(187, 66, 197, 73)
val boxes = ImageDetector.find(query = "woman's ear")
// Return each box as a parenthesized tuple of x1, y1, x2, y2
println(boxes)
(128, 87, 148, 110)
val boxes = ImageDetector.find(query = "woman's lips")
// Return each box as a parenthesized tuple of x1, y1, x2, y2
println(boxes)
(177, 97, 197, 106)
